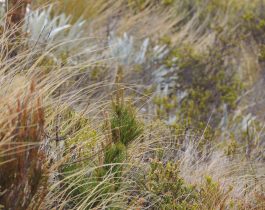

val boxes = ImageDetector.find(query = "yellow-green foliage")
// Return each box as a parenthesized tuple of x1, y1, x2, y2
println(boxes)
(90, 65, 108, 81)
(242, 4, 265, 43)
(59, 108, 98, 160)
(161, 0, 175, 6)
(128, 0, 147, 11)
(198, 176, 233, 209)
(153, 95, 177, 119)
(218, 113, 264, 159)
(258, 44, 265, 62)
(138, 159, 198, 209)
(223, 134, 238, 157)
(164, 40, 243, 127)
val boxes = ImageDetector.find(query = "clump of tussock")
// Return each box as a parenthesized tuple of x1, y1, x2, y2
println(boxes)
(0, 79, 47, 209)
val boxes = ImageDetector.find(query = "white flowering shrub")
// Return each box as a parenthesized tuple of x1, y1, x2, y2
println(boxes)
(108, 32, 149, 66)
(24, 5, 85, 52)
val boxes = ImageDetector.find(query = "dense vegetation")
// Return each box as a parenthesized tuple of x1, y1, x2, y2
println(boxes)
(0, 0, 265, 209)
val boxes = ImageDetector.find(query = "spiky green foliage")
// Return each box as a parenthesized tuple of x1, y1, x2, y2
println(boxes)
(58, 86, 143, 209)
(110, 101, 143, 146)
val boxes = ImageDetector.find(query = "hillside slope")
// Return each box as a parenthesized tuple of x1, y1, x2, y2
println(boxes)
(0, 0, 265, 209)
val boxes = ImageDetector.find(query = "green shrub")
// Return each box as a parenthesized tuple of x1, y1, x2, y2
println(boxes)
(59, 83, 143, 209)
(110, 101, 143, 145)
(61, 108, 98, 160)
(163, 40, 243, 127)
(142, 159, 198, 210)
(198, 176, 233, 209)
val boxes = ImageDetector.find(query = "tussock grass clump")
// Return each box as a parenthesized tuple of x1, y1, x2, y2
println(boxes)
(51, 71, 143, 209)
(0, 81, 47, 210)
